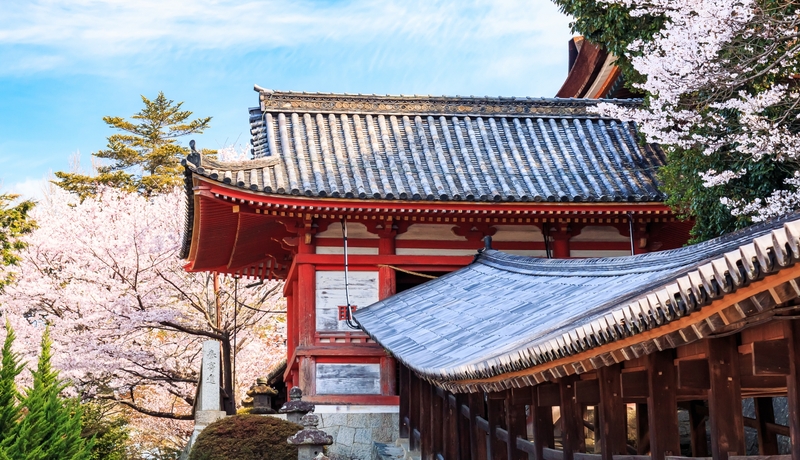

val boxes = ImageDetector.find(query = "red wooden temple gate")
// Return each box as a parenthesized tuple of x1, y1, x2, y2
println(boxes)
(181, 89, 689, 406)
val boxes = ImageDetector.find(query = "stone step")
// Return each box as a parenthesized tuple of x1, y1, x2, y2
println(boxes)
(372, 442, 405, 460)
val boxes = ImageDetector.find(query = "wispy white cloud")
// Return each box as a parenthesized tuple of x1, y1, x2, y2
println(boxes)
(0, 0, 572, 74)
(1, 176, 50, 202)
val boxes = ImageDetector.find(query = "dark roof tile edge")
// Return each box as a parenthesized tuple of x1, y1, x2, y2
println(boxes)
(252, 87, 642, 117)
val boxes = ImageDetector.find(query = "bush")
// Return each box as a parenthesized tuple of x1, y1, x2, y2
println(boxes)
(189, 415, 302, 460)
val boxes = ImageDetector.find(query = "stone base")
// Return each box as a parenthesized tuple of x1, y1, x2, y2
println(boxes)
(184, 410, 228, 456)
(314, 405, 399, 460)
(195, 410, 227, 426)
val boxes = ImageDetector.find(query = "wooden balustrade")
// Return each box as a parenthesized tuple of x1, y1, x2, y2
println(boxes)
(395, 317, 800, 460)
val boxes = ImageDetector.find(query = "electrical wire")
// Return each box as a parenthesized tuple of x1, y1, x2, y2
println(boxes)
(341, 218, 361, 330)
(543, 225, 552, 259)
(627, 212, 636, 255)
(379, 264, 438, 279)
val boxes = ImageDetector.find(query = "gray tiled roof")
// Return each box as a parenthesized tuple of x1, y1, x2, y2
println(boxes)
(354, 214, 800, 390)
(219, 89, 666, 202)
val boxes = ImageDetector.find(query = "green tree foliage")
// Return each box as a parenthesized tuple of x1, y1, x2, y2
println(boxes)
(0, 194, 35, 290)
(551, 0, 664, 84)
(0, 322, 24, 445)
(0, 327, 93, 460)
(54, 92, 213, 197)
(551, 0, 800, 241)
(80, 402, 131, 460)
(189, 415, 302, 460)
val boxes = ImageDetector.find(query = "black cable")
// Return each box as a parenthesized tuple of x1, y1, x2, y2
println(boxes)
(341, 218, 361, 330)
(543, 225, 552, 259)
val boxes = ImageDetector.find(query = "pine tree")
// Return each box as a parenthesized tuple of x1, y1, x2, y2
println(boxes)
(0, 321, 24, 445)
(0, 194, 35, 291)
(1, 327, 93, 460)
(54, 92, 212, 197)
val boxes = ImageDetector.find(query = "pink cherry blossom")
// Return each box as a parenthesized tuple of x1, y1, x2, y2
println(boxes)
(0, 187, 285, 445)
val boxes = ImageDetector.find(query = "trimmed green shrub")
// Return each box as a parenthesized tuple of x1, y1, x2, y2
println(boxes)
(189, 415, 302, 460)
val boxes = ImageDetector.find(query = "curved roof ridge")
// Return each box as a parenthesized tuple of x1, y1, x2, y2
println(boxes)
(478, 211, 800, 276)
(252, 85, 642, 118)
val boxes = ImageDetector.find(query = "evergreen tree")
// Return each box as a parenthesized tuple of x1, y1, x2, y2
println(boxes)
(81, 401, 131, 460)
(0, 194, 35, 291)
(0, 327, 93, 460)
(0, 321, 24, 445)
(54, 92, 212, 197)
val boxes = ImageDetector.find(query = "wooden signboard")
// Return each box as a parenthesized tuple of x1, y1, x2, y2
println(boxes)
(315, 271, 378, 332)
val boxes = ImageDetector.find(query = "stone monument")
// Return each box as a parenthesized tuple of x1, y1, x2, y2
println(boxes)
(188, 341, 227, 448)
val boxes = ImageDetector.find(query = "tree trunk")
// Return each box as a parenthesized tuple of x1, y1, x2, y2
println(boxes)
(220, 332, 236, 415)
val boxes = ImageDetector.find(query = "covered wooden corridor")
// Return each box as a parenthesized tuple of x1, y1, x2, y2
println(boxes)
(356, 216, 800, 460)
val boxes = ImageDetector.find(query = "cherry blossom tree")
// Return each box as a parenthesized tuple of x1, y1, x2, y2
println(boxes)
(558, 0, 800, 240)
(0, 187, 285, 445)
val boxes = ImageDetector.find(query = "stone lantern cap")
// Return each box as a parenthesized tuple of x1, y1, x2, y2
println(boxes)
(279, 387, 314, 414)
(286, 414, 333, 446)
(246, 380, 278, 396)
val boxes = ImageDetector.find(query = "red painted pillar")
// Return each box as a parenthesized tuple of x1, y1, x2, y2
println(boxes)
(285, 290, 295, 369)
(551, 225, 571, 259)
(378, 229, 398, 396)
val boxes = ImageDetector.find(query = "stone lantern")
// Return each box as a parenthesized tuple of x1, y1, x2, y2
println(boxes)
(287, 414, 333, 460)
(279, 387, 314, 423)
(247, 378, 278, 414)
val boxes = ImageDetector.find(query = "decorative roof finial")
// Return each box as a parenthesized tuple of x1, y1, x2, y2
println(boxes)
(187, 140, 200, 167)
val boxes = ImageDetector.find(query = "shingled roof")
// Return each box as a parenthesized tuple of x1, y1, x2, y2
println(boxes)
(188, 88, 666, 203)
(354, 214, 800, 392)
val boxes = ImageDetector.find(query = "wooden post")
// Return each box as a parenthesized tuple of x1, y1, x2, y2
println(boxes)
(446, 394, 459, 460)
(378, 264, 396, 300)
(410, 371, 421, 451)
(378, 228, 396, 255)
(506, 389, 527, 460)
(457, 394, 472, 460)
(432, 387, 444, 459)
(380, 356, 396, 396)
(421, 379, 433, 459)
(784, 319, 800, 460)
(707, 336, 745, 460)
(754, 397, 779, 455)
(297, 264, 315, 347)
(635, 403, 649, 455)
(551, 227, 571, 259)
(299, 356, 316, 397)
(647, 350, 680, 460)
(559, 376, 584, 460)
(531, 385, 554, 460)
(285, 291, 296, 367)
(399, 364, 410, 438)
(488, 392, 507, 460)
(469, 392, 488, 460)
(598, 365, 626, 460)
(688, 401, 709, 457)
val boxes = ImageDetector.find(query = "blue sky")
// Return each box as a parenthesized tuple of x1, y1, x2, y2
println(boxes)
(0, 0, 573, 200)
